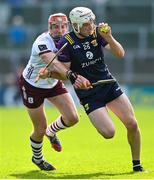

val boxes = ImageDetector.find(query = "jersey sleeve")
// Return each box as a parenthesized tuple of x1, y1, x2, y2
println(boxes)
(33, 38, 55, 56)
(57, 37, 71, 62)
(100, 37, 108, 47)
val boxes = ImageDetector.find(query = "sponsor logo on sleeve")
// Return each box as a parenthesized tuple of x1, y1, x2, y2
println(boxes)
(38, 44, 48, 51)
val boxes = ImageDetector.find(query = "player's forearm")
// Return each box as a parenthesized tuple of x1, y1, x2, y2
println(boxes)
(106, 35, 125, 58)
(48, 71, 67, 80)
(40, 52, 68, 80)
(39, 52, 79, 82)
(48, 60, 68, 80)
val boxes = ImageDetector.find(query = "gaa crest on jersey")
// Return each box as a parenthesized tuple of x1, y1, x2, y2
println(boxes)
(73, 45, 81, 49)
(91, 39, 98, 46)
(38, 44, 48, 51)
(86, 51, 93, 59)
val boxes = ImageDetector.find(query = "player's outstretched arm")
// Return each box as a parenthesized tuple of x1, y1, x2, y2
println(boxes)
(36, 52, 69, 81)
(37, 51, 92, 89)
(37, 66, 92, 90)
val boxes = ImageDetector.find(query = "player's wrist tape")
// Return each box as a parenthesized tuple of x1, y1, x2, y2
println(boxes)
(66, 70, 78, 84)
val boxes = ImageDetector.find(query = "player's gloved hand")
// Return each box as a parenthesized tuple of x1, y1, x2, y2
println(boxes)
(66, 70, 92, 89)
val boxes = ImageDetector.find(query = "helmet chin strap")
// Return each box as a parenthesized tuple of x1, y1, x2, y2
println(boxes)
(72, 23, 80, 34)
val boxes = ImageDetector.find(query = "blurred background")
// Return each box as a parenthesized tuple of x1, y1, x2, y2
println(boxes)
(0, 0, 154, 107)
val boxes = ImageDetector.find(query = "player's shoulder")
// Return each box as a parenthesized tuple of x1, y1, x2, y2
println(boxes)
(59, 31, 75, 46)
(35, 31, 53, 44)
(31, 31, 55, 54)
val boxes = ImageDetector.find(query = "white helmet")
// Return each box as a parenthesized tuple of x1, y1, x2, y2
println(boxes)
(69, 7, 95, 33)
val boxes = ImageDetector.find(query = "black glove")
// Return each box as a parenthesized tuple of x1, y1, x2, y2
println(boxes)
(66, 70, 78, 84)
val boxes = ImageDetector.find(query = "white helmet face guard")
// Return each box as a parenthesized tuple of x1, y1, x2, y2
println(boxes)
(48, 13, 69, 38)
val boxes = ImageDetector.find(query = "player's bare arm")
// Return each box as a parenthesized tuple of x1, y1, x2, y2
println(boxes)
(38, 51, 69, 80)
(98, 23, 125, 58)
(38, 57, 91, 89)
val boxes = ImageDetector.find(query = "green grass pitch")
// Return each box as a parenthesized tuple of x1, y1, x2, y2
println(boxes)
(0, 106, 154, 179)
